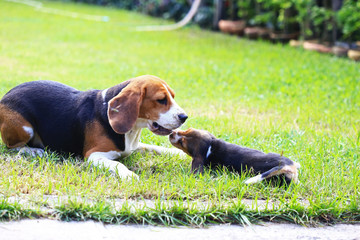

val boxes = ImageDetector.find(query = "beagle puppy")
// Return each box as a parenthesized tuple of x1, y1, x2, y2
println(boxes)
(169, 128, 300, 184)
(0, 75, 188, 179)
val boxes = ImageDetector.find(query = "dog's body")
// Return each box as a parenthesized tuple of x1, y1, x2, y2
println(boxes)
(0, 75, 187, 179)
(170, 128, 300, 184)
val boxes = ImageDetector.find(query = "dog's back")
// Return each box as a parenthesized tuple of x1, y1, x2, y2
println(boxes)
(0, 81, 103, 154)
(207, 139, 291, 171)
(208, 138, 300, 184)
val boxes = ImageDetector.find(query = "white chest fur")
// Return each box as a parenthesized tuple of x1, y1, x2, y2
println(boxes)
(122, 118, 148, 157)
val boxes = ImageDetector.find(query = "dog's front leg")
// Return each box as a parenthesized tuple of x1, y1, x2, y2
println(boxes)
(136, 143, 187, 158)
(191, 156, 205, 174)
(87, 151, 139, 180)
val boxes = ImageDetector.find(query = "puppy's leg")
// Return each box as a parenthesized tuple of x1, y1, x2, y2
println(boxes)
(245, 164, 299, 184)
(284, 163, 301, 183)
(244, 166, 283, 184)
(87, 151, 139, 180)
(136, 143, 187, 158)
(191, 156, 205, 174)
(244, 174, 263, 184)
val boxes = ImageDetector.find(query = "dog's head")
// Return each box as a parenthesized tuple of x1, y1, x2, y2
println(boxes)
(169, 128, 215, 173)
(108, 75, 187, 135)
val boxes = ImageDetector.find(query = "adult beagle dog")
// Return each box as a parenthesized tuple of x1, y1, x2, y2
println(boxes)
(169, 128, 300, 184)
(0, 75, 188, 179)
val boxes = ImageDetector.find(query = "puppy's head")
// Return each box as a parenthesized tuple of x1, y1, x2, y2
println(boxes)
(169, 128, 215, 173)
(108, 75, 187, 135)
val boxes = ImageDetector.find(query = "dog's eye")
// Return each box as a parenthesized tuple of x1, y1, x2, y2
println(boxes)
(157, 97, 167, 105)
(179, 138, 184, 146)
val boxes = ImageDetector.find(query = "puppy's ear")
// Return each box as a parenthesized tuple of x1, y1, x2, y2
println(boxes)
(204, 130, 216, 139)
(108, 85, 145, 134)
(191, 156, 205, 174)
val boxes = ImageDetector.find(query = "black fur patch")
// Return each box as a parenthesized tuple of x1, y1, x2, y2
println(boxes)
(0, 80, 130, 156)
(206, 138, 293, 175)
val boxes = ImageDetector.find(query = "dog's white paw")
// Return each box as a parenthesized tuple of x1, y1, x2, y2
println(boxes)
(122, 171, 139, 181)
(167, 148, 187, 158)
(111, 164, 139, 181)
(16, 147, 45, 157)
(117, 170, 139, 181)
(177, 151, 187, 159)
(104, 151, 122, 160)
(244, 175, 263, 185)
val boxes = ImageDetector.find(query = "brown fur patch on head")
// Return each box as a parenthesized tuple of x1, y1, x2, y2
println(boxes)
(169, 128, 192, 155)
(170, 128, 214, 174)
(0, 104, 34, 148)
(108, 75, 176, 134)
(139, 81, 174, 119)
(169, 128, 214, 157)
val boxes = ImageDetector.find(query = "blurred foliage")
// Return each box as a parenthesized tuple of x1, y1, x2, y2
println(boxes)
(336, 0, 360, 41)
(53, 0, 360, 41)
(237, 0, 359, 42)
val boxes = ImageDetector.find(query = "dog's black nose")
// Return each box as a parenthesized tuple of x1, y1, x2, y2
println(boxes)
(178, 114, 188, 123)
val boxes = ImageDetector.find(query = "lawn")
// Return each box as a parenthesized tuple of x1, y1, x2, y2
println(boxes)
(0, 0, 359, 226)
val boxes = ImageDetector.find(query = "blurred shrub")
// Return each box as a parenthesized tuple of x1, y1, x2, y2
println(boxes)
(54, 0, 360, 41)
(336, 0, 360, 41)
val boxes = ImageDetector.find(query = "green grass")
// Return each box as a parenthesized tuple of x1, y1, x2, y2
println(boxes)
(1, 0, 360, 225)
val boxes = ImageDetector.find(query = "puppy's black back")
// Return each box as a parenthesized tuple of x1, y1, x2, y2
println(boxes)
(208, 139, 293, 174)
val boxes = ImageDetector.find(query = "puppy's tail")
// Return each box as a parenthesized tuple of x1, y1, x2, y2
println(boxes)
(244, 163, 300, 185)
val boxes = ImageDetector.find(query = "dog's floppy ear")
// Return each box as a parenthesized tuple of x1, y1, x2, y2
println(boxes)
(107, 85, 145, 134)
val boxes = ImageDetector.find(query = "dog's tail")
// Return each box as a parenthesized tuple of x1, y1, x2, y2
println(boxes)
(244, 162, 300, 185)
